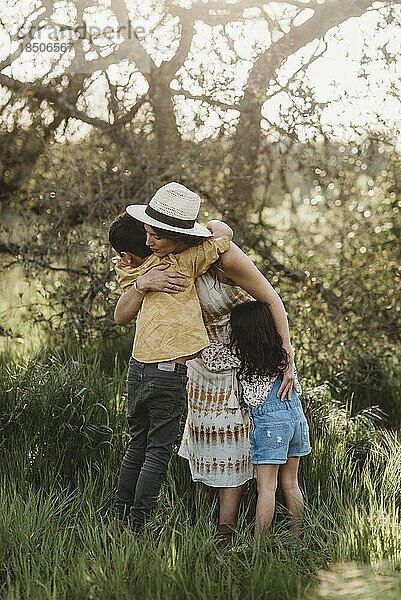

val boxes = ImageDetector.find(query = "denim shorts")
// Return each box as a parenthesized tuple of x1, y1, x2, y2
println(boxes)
(248, 377, 311, 465)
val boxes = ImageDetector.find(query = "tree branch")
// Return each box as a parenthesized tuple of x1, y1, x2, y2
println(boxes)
(0, 71, 147, 131)
(231, 0, 381, 183)
(0, 241, 88, 276)
(171, 88, 239, 111)
(169, 0, 317, 26)
(159, 10, 196, 78)
(101, 0, 155, 77)
(0, 3, 52, 71)
(0, 72, 110, 128)
(113, 94, 148, 128)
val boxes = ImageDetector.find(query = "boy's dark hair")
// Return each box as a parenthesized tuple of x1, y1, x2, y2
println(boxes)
(108, 213, 152, 258)
(229, 301, 289, 382)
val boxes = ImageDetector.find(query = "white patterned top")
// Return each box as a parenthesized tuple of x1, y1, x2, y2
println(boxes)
(201, 339, 301, 407)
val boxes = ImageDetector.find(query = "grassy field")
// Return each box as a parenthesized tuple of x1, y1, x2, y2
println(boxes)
(1, 344, 400, 600)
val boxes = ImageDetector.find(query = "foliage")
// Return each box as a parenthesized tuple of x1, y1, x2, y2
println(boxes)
(0, 347, 126, 484)
(1, 131, 400, 423)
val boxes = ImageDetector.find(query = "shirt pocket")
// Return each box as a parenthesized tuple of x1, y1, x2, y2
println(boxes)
(261, 423, 289, 449)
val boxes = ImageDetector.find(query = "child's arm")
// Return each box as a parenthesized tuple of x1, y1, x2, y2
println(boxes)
(207, 220, 233, 240)
(114, 284, 145, 326)
(114, 265, 189, 325)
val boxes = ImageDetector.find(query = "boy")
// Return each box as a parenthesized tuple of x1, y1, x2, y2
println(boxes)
(108, 182, 232, 533)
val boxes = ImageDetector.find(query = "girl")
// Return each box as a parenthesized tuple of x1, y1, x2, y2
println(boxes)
(201, 300, 311, 538)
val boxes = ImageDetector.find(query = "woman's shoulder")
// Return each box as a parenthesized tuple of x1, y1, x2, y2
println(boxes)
(195, 272, 253, 322)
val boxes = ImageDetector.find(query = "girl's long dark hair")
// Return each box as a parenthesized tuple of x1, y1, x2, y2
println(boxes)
(229, 301, 289, 381)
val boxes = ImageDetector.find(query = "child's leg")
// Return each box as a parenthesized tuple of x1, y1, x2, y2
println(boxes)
(254, 464, 280, 538)
(116, 407, 148, 521)
(279, 457, 304, 534)
(116, 362, 149, 521)
(130, 365, 187, 531)
(218, 485, 242, 527)
(131, 402, 184, 531)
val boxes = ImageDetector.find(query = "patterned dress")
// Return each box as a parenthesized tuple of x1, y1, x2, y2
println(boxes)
(178, 272, 256, 487)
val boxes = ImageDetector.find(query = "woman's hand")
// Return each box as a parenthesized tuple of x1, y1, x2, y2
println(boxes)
(137, 264, 189, 293)
(114, 264, 188, 325)
(271, 347, 301, 401)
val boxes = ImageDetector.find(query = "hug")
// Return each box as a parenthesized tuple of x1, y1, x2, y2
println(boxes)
(108, 181, 311, 545)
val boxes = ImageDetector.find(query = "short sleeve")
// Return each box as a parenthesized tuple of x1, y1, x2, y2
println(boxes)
(114, 262, 138, 292)
(191, 235, 230, 278)
(114, 257, 156, 292)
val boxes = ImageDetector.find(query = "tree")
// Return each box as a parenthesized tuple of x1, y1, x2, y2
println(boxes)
(1, 0, 400, 195)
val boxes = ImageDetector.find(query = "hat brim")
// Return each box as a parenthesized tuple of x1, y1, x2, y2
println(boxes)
(126, 205, 213, 237)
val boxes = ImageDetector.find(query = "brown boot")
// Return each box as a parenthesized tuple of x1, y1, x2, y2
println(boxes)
(215, 523, 236, 549)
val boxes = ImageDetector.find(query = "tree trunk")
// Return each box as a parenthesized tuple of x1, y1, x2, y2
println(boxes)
(149, 73, 181, 164)
(229, 0, 377, 204)
(229, 57, 269, 203)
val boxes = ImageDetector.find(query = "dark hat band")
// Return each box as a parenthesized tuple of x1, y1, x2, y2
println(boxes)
(145, 205, 195, 229)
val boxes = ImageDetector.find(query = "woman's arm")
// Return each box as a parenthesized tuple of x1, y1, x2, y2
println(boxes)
(114, 264, 189, 325)
(220, 242, 298, 401)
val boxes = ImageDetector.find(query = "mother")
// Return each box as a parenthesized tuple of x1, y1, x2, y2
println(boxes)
(114, 217, 298, 542)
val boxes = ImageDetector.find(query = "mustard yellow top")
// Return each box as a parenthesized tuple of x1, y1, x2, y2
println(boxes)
(115, 235, 231, 363)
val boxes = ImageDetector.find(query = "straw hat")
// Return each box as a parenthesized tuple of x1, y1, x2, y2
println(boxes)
(126, 182, 212, 237)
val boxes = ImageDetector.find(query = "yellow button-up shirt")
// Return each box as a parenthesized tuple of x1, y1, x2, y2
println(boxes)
(115, 235, 230, 363)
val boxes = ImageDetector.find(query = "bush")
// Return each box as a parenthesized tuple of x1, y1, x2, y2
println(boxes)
(0, 346, 127, 484)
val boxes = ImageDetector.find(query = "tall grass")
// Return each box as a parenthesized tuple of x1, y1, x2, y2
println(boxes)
(0, 347, 400, 599)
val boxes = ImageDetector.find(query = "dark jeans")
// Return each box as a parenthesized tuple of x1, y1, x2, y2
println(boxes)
(116, 357, 188, 531)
